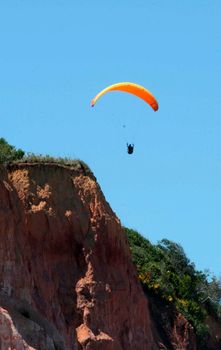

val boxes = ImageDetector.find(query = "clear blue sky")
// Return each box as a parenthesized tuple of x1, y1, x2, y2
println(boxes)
(1, 1, 221, 276)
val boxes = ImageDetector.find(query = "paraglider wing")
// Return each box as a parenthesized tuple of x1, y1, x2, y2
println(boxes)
(91, 82, 158, 111)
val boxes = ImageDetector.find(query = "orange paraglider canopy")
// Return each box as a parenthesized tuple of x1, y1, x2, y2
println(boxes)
(91, 82, 158, 111)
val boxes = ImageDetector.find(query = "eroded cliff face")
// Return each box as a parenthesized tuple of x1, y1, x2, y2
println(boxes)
(0, 162, 157, 350)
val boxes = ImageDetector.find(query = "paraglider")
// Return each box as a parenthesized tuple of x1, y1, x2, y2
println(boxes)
(91, 82, 158, 154)
(127, 143, 134, 154)
(91, 82, 158, 111)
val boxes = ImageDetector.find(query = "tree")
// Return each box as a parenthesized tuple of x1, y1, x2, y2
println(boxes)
(125, 227, 221, 340)
(0, 138, 24, 163)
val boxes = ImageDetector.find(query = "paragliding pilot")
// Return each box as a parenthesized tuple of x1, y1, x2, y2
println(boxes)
(127, 143, 134, 154)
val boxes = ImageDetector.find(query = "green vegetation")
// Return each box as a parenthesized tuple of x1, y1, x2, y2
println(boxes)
(0, 138, 24, 162)
(0, 138, 91, 172)
(125, 227, 221, 340)
(20, 153, 91, 171)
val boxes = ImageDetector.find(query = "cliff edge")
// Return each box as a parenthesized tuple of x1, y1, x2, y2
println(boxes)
(0, 162, 157, 350)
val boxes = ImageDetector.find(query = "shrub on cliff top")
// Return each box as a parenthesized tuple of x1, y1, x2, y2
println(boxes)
(0, 138, 91, 172)
(21, 153, 91, 172)
(0, 138, 24, 163)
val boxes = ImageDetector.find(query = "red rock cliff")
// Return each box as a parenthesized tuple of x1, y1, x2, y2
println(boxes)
(0, 162, 158, 350)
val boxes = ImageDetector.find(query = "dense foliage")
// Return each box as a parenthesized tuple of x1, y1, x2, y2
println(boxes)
(0, 138, 24, 163)
(125, 227, 221, 339)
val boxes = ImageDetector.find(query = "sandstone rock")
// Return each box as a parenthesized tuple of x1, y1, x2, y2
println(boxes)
(1, 162, 210, 349)
(0, 163, 156, 349)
